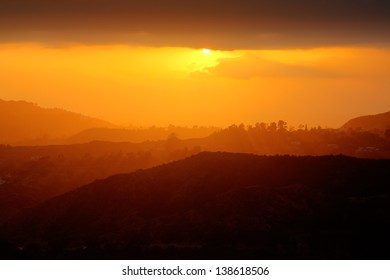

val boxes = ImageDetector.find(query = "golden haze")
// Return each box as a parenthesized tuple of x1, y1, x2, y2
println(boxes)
(1, 44, 390, 128)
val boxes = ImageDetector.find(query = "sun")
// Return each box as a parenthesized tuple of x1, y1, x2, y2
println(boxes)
(202, 48, 211, 55)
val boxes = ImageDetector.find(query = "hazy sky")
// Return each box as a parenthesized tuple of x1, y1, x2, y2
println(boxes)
(1, 0, 390, 128)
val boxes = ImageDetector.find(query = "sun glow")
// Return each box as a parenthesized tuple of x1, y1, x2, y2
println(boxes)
(202, 48, 211, 55)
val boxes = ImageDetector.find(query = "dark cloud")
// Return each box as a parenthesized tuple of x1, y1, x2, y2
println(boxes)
(0, 0, 389, 49)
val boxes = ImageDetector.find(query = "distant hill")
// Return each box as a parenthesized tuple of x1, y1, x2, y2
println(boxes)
(64, 126, 218, 144)
(0, 99, 114, 144)
(2, 152, 389, 259)
(341, 111, 390, 132)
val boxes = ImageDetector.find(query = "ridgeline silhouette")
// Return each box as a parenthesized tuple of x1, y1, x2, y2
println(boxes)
(1, 100, 390, 260)
(0, 99, 114, 145)
(341, 111, 390, 132)
(1, 120, 390, 223)
(1, 152, 389, 259)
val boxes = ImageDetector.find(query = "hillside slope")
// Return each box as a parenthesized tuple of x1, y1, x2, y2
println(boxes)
(0, 99, 114, 144)
(0, 140, 201, 223)
(1, 152, 390, 259)
(341, 111, 390, 132)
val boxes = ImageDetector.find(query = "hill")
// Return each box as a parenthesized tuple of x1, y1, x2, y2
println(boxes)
(0, 99, 114, 144)
(64, 126, 218, 144)
(1, 122, 390, 224)
(0, 140, 201, 223)
(1, 152, 389, 259)
(341, 111, 390, 132)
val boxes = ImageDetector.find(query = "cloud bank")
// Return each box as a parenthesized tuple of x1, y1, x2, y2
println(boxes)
(1, 0, 389, 49)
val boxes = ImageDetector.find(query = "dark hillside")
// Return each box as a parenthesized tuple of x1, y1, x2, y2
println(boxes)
(1, 152, 389, 259)
(341, 111, 390, 132)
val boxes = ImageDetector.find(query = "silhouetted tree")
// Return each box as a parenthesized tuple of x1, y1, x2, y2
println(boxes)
(268, 122, 277, 132)
(277, 120, 287, 132)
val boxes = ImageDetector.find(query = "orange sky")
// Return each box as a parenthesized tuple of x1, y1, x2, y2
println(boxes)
(1, 44, 390, 128)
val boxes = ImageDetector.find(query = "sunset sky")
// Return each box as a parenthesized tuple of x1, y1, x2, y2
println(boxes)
(1, 0, 390, 128)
